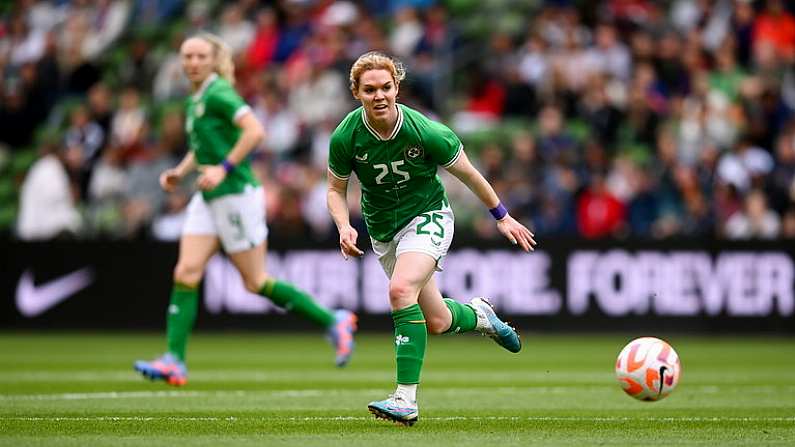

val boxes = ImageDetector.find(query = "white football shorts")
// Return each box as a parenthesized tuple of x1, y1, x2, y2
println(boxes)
(182, 185, 268, 253)
(371, 205, 455, 278)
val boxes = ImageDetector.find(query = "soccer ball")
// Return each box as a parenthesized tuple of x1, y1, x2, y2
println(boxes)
(615, 337, 681, 401)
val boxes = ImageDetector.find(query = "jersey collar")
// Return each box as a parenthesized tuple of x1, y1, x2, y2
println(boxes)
(192, 73, 218, 101)
(361, 104, 403, 141)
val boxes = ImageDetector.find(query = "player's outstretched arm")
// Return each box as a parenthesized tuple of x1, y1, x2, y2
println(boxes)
(445, 150, 536, 252)
(327, 172, 364, 260)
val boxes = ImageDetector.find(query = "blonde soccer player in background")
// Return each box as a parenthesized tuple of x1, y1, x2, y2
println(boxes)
(134, 33, 357, 386)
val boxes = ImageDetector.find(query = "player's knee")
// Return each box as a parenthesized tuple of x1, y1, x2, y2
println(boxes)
(173, 262, 203, 287)
(388, 279, 416, 307)
(426, 317, 448, 335)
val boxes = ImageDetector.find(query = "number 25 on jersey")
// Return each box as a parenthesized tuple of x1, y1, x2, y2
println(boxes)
(373, 160, 410, 185)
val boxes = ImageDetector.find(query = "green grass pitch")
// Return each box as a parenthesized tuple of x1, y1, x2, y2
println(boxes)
(0, 333, 793, 446)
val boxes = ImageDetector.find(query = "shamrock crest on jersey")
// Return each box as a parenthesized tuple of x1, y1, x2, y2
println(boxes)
(405, 146, 423, 159)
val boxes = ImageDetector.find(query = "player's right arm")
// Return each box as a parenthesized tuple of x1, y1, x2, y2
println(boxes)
(327, 174, 363, 260)
(327, 125, 363, 259)
(160, 152, 197, 192)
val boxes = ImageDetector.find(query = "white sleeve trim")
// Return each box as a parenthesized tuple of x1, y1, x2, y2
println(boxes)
(233, 105, 252, 122)
(328, 167, 351, 181)
(442, 143, 464, 168)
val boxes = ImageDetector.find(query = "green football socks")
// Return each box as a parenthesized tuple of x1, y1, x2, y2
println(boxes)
(443, 298, 477, 334)
(166, 283, 198, 362)
(259, 279, 335, 328)
(392, 304, 427, 384)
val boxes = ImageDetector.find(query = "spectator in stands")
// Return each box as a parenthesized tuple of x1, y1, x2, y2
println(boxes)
(0, 13, 46, 69)
(252, 83, 301, 158)
(153, 32, 191, 101)
(725, 188, 781, 239)
(109, 86, 147, 161)
(769, 129, 795, 212)
(588, 23, 631, 82)
(17, 141, 83, 240)
(217, 3, 255, 57)
(131, 0, 184, 27)
(87, 82, 113, 149)
(717, 137, 774, 193)
(287, 62, 348, 128)
(0, 78, 39, 148)
(577, 172, 627, 239)
(245, 8, 280, 71)
(151, 188, 189, 241)
(536, 104, 577, 164)
(58, 12, 102, 94)
(80, 0, 131, 62)
(122, 108, 185, 236)
(753, 0, 795, 60)
(389, 7, 423, 58)
(781, 207, 795, 238)
(64, 104, 104, 196)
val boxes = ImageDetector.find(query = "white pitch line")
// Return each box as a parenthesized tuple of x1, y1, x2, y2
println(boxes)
(3, 385, 794, 402)
(0, 389, 328, 401)
(3, 416, 795, 423)
(0, 371, 615, 382)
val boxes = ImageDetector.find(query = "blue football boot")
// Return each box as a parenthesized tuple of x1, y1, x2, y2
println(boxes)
(327, 309, 357, 367)
(368, 393, 419, 426)
(134, 353, 188, 386)
(470, 297, 522, 353)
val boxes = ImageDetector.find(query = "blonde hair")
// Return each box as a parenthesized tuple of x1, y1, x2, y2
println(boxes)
(193, 32, 235, 85)
(349, 51, 406, 94)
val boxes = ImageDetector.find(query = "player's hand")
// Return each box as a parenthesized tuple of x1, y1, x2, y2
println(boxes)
(196, 165, 226, 191)
(159, 168, 182, 192)
(496, 215, 536, 252)
(338, 225, 364, 260)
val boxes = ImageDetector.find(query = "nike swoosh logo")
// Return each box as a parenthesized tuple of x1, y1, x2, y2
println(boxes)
(658, 366, 669, 396)
(355, 153, 368, 162)
(16, 268, 95, 317)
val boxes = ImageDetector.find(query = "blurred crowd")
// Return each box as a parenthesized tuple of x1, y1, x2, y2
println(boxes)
(2, 0, 795, 242)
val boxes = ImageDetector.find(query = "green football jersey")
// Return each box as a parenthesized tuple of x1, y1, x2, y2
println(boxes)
(185, 73, 260, 200)
(328, 104, 463, 242)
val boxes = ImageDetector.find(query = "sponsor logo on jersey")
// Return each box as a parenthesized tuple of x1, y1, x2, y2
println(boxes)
(355, 153, 369, 162)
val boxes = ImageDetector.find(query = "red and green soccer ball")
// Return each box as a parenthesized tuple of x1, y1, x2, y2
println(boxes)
(615, 337, 681, 401)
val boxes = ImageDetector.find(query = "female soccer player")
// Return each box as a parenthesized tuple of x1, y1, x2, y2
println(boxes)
(134, 33, 357, 386)
(327, 52, 536, 425)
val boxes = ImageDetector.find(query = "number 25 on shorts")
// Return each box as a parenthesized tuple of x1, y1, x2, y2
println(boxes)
(416, 212, 444, 239)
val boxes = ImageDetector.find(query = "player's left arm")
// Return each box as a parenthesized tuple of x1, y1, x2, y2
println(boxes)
(445, 150, 536, 252)
(197, 98, 265, 191)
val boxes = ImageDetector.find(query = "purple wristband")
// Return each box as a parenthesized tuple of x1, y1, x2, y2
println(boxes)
(489, 203, 508, 220)
(221, 159, 235, 173)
